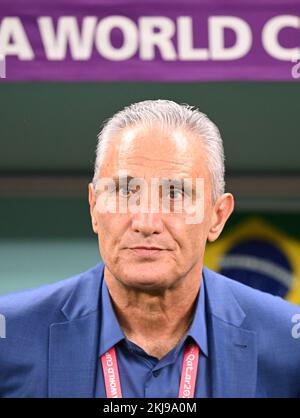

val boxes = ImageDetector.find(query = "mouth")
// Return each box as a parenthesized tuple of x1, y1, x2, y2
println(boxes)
(128, 247, 165, 257)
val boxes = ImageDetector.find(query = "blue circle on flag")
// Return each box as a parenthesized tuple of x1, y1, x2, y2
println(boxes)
(219, 239, 292, 298)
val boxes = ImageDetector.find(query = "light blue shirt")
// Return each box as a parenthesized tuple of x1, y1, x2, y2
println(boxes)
(95, 270, 210, 398)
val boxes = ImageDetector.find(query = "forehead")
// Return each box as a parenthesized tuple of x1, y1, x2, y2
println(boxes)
(100, 125, 210, 180)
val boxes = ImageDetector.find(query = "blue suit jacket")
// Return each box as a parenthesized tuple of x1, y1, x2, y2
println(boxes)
(0, 262, 300, 398)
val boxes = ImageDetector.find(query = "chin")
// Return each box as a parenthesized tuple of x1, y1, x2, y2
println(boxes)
(116, 264, 175, 291)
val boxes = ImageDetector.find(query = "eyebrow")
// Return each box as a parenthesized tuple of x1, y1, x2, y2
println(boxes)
(112, 176, 135, 182)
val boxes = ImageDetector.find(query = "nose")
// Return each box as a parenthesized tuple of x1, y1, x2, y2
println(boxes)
(131, 212, 164, 236)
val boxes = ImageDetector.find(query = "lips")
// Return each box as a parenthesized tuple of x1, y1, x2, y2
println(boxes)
(129, 247, 164, 257)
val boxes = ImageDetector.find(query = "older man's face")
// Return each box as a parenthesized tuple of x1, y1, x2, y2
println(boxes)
(89, 125, 216, 291)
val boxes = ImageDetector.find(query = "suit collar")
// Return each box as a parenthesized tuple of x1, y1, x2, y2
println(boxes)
(48, 262, 104, 398)
(61, 262, 104, 321)
(202, 266, 246, 327)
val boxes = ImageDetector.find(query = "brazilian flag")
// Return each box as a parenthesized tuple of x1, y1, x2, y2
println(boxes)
(204, 217, 300, 305)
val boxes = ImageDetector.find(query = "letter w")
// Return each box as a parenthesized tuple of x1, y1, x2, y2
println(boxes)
(38, 16, 97, 60)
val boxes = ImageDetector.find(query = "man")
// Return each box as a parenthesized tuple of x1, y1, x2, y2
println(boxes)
(0, 100, 300, 397)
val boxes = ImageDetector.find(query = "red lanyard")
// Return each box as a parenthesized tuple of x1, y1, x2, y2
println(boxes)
(101, 343, 199, 398)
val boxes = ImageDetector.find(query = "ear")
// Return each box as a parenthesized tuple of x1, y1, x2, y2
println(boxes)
(207, 193, 234, 242)
(88, 182, 98, 234)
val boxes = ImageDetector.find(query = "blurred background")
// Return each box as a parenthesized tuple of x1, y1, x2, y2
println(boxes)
(0, 1, 300, 304)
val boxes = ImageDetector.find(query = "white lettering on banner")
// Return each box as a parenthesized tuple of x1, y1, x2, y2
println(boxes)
(95, 16, 138, 61)
(0, 17, 34, 59)
(209, 16, 252, 60)
(38, 16, 97, 60)
(262, 15, 300, 61)
(139, 17, 177, 60)
(1, 14, 299, 62)
(0, 54, 6, 78)
(178, 17, 209, 60)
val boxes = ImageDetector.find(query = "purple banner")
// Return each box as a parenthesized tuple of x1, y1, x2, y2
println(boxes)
(0, 0, 300, 81)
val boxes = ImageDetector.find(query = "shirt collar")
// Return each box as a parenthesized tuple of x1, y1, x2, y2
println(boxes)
(99, 268, 208, 358)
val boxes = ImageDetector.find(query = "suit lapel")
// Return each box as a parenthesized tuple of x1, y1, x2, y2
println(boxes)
(48, 311, 100, 398)
(48, 263, 104, 398)
(209, 315, 257, 397)
(203, 267, 258, 397)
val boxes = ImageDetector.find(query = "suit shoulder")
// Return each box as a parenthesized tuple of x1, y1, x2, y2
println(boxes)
(0, 263, 103, 397)
(204, 268, 300, 395)
(0, 263, 102, 319)
(205, 267, 300, 326)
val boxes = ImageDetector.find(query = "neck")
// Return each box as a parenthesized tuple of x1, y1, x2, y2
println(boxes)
(104, 266, 202, 359)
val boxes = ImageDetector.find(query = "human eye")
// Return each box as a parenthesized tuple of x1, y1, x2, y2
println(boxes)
(119, 185, 139, 197)
(168, 187, 184, 200)
(118, 185, 130, 197)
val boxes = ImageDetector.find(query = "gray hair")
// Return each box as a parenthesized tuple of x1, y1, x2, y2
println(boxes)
(92, 99, 225, 203)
